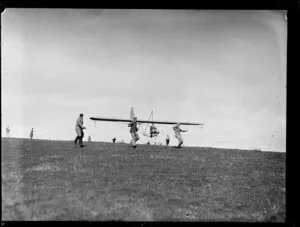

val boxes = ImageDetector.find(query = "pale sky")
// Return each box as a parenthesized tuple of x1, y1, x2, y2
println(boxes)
(1, 9, 286, 152)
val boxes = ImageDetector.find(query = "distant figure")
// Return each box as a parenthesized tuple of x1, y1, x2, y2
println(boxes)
(147, 141, 150, 145)
(173, 123, 188, 148)
(128, 116, 139, 148)
(112, 137, 116, 143)
(29, 128, 34, 139)
(150, 124, 159, 138)
(166, 135, 170, 146)
(74, 113, 86, 148)
(6, 126, 10, 137)
(88, 136, 91, 142)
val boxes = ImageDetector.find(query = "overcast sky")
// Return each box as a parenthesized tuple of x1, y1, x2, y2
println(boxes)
(1, 9, 286, 152)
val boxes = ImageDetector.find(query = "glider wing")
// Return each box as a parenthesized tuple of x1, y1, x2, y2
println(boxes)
(90, 117, 203, 126)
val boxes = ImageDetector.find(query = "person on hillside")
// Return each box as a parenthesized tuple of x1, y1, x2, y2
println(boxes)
(74, 113, 86, 147)
(166, 135, 170, 146)
(173, 123, 188, 148)
(112, 137, 116, 143)
(150, 124, 160, 138)
(6, 126, 10, 137)
(29, 128, 34, 139)
(128, 117, 139, 148)
(88, 135, 91, 142)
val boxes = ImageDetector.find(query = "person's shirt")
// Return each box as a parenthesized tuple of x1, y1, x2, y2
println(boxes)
(76, 117, 84, 129)
(173, 125, 182, 133)
(128, 120, 138, 133)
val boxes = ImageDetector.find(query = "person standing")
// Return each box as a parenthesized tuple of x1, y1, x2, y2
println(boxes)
(173, 123, 188, 148)
(166, 135, 170, 146)
(112, 137, 116, 143)
(6, 126, 10, 137)
(128, 117, 139, 148)
(29, 128, 34, 139)
(88, 135, 91, 142)
(74, 113, 86, 147)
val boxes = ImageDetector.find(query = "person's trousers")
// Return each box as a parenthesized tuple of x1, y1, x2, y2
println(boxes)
(175, 133, 183, 145)
(75, 128, 84, 145)
(130, 132, 140, 145)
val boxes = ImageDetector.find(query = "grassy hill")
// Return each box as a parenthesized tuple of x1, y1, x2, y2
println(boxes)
(1, 137, 285, 221)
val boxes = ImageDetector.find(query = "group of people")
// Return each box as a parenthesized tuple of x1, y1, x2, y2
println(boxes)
(74, 113, 188, 148)
(128, 116, 187, 148)
(6, 126, 35, 139)
(147, 134, 170, 146)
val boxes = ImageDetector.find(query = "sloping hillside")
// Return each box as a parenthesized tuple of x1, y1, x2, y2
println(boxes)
(1, 138, 285, 221)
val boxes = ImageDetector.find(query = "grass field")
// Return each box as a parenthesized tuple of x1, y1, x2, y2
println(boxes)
(1, 137, 285, 221)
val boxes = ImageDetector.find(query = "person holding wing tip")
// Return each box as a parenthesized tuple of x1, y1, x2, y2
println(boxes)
(173, 123, 188, 148)
(128, 116, 139, 148)
(75, 113, 86, 148)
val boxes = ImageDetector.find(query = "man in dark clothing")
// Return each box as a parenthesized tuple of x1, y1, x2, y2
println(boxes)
(166, 135, 170, 146)
(112, 137, 116, 143)
(29, 128, 34, 139)
(128, 117, 140, 148)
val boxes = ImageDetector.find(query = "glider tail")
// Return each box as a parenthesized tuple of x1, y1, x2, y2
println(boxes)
(130, 107, 135, 120)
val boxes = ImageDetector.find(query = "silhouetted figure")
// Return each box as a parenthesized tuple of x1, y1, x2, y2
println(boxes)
(88, 136, 91, 142)
(112, 137, 116, 143)
(6, 126, 10, 137)
(74, 113, 86, 147)
(166, 135, 170, 146)
(29, 128, 34, 139)
(147, 141, 150, 145)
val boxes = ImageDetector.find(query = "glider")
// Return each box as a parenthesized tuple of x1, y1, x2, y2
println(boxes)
(90, 107, 203, 126)
(90, 107, 203, 137)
